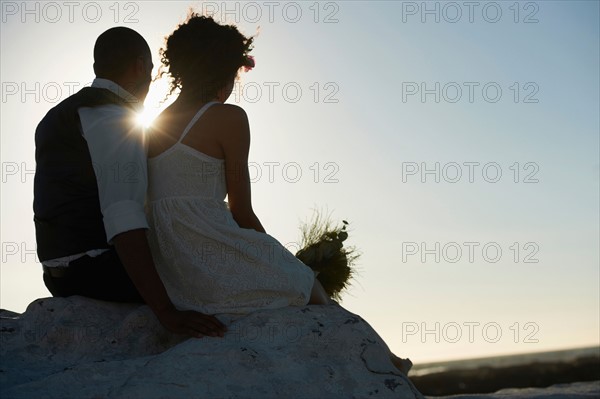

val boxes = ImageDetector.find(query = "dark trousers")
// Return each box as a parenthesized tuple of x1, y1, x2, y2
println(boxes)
(43, 248, 144, 303)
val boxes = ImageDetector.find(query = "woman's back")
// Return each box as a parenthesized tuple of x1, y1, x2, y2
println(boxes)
(147, 101, 227, 202)
(147, 100, 226, 160)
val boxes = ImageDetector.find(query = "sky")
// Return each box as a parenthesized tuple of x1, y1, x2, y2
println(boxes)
(1, 1, 599, 364)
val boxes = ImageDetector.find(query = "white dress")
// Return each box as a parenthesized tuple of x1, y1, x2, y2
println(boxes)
(145, 101, 315, 315)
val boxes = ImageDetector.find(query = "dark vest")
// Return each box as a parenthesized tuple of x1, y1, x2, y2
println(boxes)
(33, 87, 137, 262)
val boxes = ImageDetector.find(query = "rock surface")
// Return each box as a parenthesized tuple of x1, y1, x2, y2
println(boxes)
(0, 296, 423, 398)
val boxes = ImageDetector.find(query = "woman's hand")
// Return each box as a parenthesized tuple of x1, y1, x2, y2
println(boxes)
(156, 306, 228, 338)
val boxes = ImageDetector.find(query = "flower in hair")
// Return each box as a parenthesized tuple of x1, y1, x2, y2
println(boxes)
(243, 55, 255, 72)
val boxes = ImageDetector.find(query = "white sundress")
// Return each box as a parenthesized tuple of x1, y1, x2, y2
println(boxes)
(145, 101, 315, 315)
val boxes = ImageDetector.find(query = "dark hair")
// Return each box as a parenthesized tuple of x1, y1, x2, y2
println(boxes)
(93, 27, 150, 78)
(158, 12, 255, 100)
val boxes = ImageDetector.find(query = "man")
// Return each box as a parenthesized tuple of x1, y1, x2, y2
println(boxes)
(33, 27, 226, 338)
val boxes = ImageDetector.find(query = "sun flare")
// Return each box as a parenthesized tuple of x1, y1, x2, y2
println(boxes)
(136, 110, 157, 128)
(136, 77, 175, 128)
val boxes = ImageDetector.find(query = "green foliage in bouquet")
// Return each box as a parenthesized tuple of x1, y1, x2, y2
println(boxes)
(295, 211, 361, 301)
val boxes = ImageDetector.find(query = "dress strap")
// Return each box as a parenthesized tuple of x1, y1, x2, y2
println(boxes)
(177, 101, 221, 143)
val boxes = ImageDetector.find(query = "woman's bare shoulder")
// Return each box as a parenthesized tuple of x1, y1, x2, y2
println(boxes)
(208, 103, 248, 122)
(206, 103, 250, 141)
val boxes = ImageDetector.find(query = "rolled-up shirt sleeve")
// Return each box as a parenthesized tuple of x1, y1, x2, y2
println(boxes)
(79, 104, 149, 244)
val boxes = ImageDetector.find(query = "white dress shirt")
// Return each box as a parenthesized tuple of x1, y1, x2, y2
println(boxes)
(43, 78, 149, 267)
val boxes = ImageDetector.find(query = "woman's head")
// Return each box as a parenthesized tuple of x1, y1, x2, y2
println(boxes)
(159, 12, 255, 102)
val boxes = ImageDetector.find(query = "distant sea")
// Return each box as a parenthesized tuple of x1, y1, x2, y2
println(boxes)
(411, 345, 600, 377)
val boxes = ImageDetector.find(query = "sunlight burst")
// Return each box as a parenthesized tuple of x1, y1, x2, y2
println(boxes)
(136, 76, 175, 128)
(136, 110, 157, 128)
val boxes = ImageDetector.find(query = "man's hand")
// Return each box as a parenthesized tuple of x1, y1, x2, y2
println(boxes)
(112, 229, 227, 338)
(156, 306, 227, 338)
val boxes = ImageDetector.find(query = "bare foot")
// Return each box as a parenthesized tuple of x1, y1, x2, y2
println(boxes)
(390, 354, 413, 375)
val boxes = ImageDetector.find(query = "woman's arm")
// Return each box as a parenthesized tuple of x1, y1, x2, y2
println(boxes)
(218, 105, 266, 233)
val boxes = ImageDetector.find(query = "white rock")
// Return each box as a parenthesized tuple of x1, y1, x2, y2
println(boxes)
(0, 296, 424, 399)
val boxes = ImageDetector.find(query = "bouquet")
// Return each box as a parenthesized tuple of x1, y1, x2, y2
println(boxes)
(295, 210, 360, 302)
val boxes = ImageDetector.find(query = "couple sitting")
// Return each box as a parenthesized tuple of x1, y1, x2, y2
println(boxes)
(33, 12, 411, 374)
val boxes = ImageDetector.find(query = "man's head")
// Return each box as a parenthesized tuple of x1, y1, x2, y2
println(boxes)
(93, 27, 153, 102)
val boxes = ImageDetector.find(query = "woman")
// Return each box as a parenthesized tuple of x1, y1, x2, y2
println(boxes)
(146, 13, 332, 314)
(146, 12, 411, 374)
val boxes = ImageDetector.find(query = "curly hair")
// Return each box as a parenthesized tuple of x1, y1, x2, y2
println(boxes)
(158, 12, 255, 101)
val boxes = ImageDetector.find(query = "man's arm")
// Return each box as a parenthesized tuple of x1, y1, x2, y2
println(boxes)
(113, 229, 226, 337)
